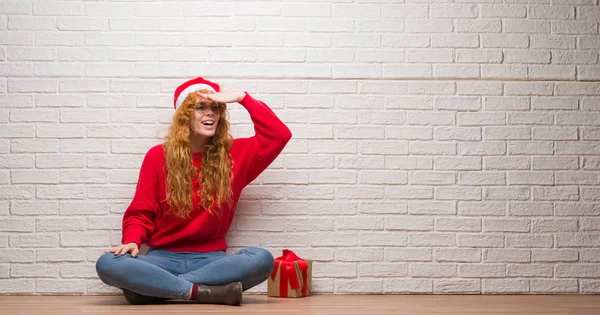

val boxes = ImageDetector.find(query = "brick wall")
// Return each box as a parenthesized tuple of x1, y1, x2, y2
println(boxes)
(1, 0, 599, 295)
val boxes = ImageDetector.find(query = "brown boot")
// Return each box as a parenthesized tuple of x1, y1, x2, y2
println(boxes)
(195, 281, 242, 306)
(122, 289, 165, 305)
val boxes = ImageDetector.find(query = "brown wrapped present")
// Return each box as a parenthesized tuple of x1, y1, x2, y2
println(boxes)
(267, 249, 312, 298)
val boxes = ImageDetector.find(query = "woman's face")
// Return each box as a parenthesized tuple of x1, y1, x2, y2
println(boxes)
(191, 99, 220, 138)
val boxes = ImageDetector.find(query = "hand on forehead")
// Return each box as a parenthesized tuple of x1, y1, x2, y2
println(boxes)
(193, 90, 214, 102)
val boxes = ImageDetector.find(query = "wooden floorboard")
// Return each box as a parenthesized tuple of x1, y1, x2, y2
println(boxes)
(0, 295, 599, 315)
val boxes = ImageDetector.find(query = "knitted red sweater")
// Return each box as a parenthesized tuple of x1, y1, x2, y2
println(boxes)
(121, 92, 292, 252)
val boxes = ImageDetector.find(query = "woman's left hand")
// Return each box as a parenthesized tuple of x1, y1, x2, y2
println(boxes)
(197, 90, 246, 103)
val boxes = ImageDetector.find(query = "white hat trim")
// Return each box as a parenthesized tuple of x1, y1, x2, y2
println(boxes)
(175, 83, 216, 109)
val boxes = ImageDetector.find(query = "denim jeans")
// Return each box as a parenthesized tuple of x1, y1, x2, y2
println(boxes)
(95, 247, 275, 300)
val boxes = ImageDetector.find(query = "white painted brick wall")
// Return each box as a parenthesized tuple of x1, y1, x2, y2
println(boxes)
(0, 0, 599, 296)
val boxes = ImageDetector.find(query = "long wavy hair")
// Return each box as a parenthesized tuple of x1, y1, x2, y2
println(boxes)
(163, 90, 233, 219)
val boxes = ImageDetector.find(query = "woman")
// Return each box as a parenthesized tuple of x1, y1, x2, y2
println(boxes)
(95, 77, 292, 306)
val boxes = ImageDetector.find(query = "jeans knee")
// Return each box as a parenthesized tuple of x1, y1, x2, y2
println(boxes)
(244, 247, 274, 276)
(96, 252, 129, 282)
(95, 252, 114, 279)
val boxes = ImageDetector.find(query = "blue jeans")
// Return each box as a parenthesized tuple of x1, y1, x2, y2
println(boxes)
(96, 247, 274, 300)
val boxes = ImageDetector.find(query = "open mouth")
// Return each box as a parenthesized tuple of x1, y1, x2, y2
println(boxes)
(202, 120, 215, 126)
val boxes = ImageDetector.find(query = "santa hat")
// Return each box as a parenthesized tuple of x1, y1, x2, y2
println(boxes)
(173, 77, 220, 109)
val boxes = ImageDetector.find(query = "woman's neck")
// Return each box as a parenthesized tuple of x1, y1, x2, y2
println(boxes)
(190, 134, 209, 153)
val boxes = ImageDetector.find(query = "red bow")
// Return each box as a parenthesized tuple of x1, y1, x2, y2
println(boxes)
(270, 249, 309, 297)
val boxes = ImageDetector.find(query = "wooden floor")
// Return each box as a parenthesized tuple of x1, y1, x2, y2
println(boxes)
(1, 295, 599, 315)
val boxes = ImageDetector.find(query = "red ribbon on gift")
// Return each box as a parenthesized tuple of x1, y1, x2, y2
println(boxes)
(270, 249, 309, 297)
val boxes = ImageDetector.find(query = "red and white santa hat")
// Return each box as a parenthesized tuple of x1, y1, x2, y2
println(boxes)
(173, 77, 220, 109)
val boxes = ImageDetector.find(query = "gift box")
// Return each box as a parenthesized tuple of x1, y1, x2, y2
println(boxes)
(267, 249, 312, 298)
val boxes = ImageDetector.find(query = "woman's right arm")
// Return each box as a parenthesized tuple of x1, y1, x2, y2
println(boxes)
(120, 146, 162, 250)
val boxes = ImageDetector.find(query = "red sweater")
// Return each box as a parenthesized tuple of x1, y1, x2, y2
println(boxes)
(121, 92, 292, 252)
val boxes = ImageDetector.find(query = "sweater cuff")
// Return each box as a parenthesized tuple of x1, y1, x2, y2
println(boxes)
(122, 226, 146, 247)
(238, 91, 253, 105)
(122, 238, 141, 249)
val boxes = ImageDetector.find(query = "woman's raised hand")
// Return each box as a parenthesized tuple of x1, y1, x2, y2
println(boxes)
(196, 90, 246, 104)
(106, 242, 139, 257)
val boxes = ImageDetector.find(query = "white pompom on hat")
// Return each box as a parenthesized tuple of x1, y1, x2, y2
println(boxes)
(172, 77, 220, 109)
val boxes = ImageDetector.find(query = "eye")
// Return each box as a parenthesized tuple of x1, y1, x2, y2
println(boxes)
(211, 106, 219, 112)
